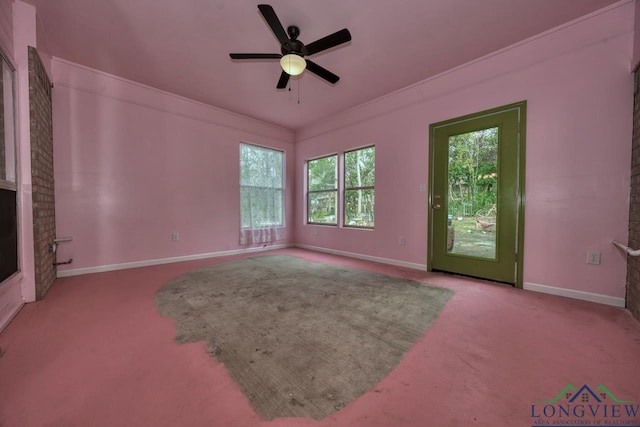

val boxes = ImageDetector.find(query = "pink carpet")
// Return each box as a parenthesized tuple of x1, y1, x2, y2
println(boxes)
(1, 248, 639, 427)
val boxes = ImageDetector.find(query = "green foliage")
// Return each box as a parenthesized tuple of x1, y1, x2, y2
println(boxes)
(447, 128, 497, 216)
(344, 147, 375, 227)
(307, 191, 337, 225)
(308, 155, 337, 191)
(308, 155, 338, 224)
(345, 147, 375, 188)
(344, 189, 374, 227)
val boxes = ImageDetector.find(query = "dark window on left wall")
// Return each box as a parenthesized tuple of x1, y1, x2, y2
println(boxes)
(0, 50, 18, 283)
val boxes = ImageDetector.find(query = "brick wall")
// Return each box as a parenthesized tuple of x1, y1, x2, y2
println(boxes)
(628, 70, 640, 321)
(28, 47, 55, 300)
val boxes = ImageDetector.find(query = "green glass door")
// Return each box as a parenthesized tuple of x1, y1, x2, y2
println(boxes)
(428, 102, 525, 285)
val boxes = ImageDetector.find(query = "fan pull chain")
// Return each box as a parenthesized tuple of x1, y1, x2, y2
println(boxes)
(297, 79, 300, 104)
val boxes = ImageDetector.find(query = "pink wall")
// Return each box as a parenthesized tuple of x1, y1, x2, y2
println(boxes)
(0, 0, 13, 60)
(52, 59, 295, 273)
(43, 1, 635, 305)
(34, 3, 52, 78)
(634, 0, 640, 69)
(295, 3, 634, 300)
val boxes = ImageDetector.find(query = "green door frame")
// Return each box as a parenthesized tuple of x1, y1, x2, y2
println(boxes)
(427, 101, 526, 288)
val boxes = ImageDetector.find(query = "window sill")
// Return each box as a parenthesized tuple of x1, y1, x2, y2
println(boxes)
(0, 270, 23, 290)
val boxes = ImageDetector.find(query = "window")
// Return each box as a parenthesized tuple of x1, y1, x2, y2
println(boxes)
(0, 51, 18, 283)
(344, 146, 375, 228)
(239, 143, 284, 230)
(306, 147, 376, 228)
(307, 155, 337, 225)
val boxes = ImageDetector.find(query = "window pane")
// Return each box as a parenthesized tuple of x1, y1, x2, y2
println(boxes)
(0, 62, 5, 182)
(308, 155, 337, 191)
(307, 191, 337, 225)
(0, 53, 17, 283)
(239, 143, 284, 229)
(345, 147, 375, 188)
(1, 60, 15, 184)
(0, 187, 17, 282)
(240, 144, 283, 188)
(344, 189, 375, 227)
(241, 187, 283, 228)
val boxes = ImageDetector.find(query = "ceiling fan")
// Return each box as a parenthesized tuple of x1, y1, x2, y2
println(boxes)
(229, 4, 352, 89)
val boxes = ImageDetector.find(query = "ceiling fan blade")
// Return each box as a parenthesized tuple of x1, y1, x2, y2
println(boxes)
(277, 70, 290, 89)
(257, 4, 289, 47)
(230, 53, 282, 59)
(304, 29, 352, 56)
(305, 60, 340, 84)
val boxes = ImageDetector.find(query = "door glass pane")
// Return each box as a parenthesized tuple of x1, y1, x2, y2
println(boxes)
(447, 127, 498, 259)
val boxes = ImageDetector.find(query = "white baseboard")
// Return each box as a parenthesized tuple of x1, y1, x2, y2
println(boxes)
(295, 244, 426, 271)
(55, 245, 626, 309)
(56, 244, 294, 278)
(524, 282, 626, 308)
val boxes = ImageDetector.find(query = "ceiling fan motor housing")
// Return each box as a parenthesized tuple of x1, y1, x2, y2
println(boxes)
(283, 26, 305, 56)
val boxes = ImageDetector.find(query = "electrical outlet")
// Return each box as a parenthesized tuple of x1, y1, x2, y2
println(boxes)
(399, 236, 406, 246)
(172, 233, 180, 241)
(587, 251, 600, 265)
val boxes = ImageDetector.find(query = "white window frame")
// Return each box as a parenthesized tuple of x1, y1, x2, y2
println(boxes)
(343, 145, 375, 229)
(306, 154, 338, 226)
(239, 142, 285, 230)
(0, 48, 19, 286)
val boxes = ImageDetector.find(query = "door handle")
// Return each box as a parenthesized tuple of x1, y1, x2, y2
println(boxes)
(433, 204, 441, 210)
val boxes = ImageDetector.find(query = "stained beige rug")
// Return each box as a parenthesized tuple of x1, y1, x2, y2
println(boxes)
(155, 255, 453, 420)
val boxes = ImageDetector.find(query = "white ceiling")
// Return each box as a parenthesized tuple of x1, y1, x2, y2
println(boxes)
(25, 0, 621, 130)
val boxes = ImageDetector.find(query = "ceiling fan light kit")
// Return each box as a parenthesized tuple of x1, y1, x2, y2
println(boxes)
(229, 4, 351, 89)
(280, 54, 306, 76)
